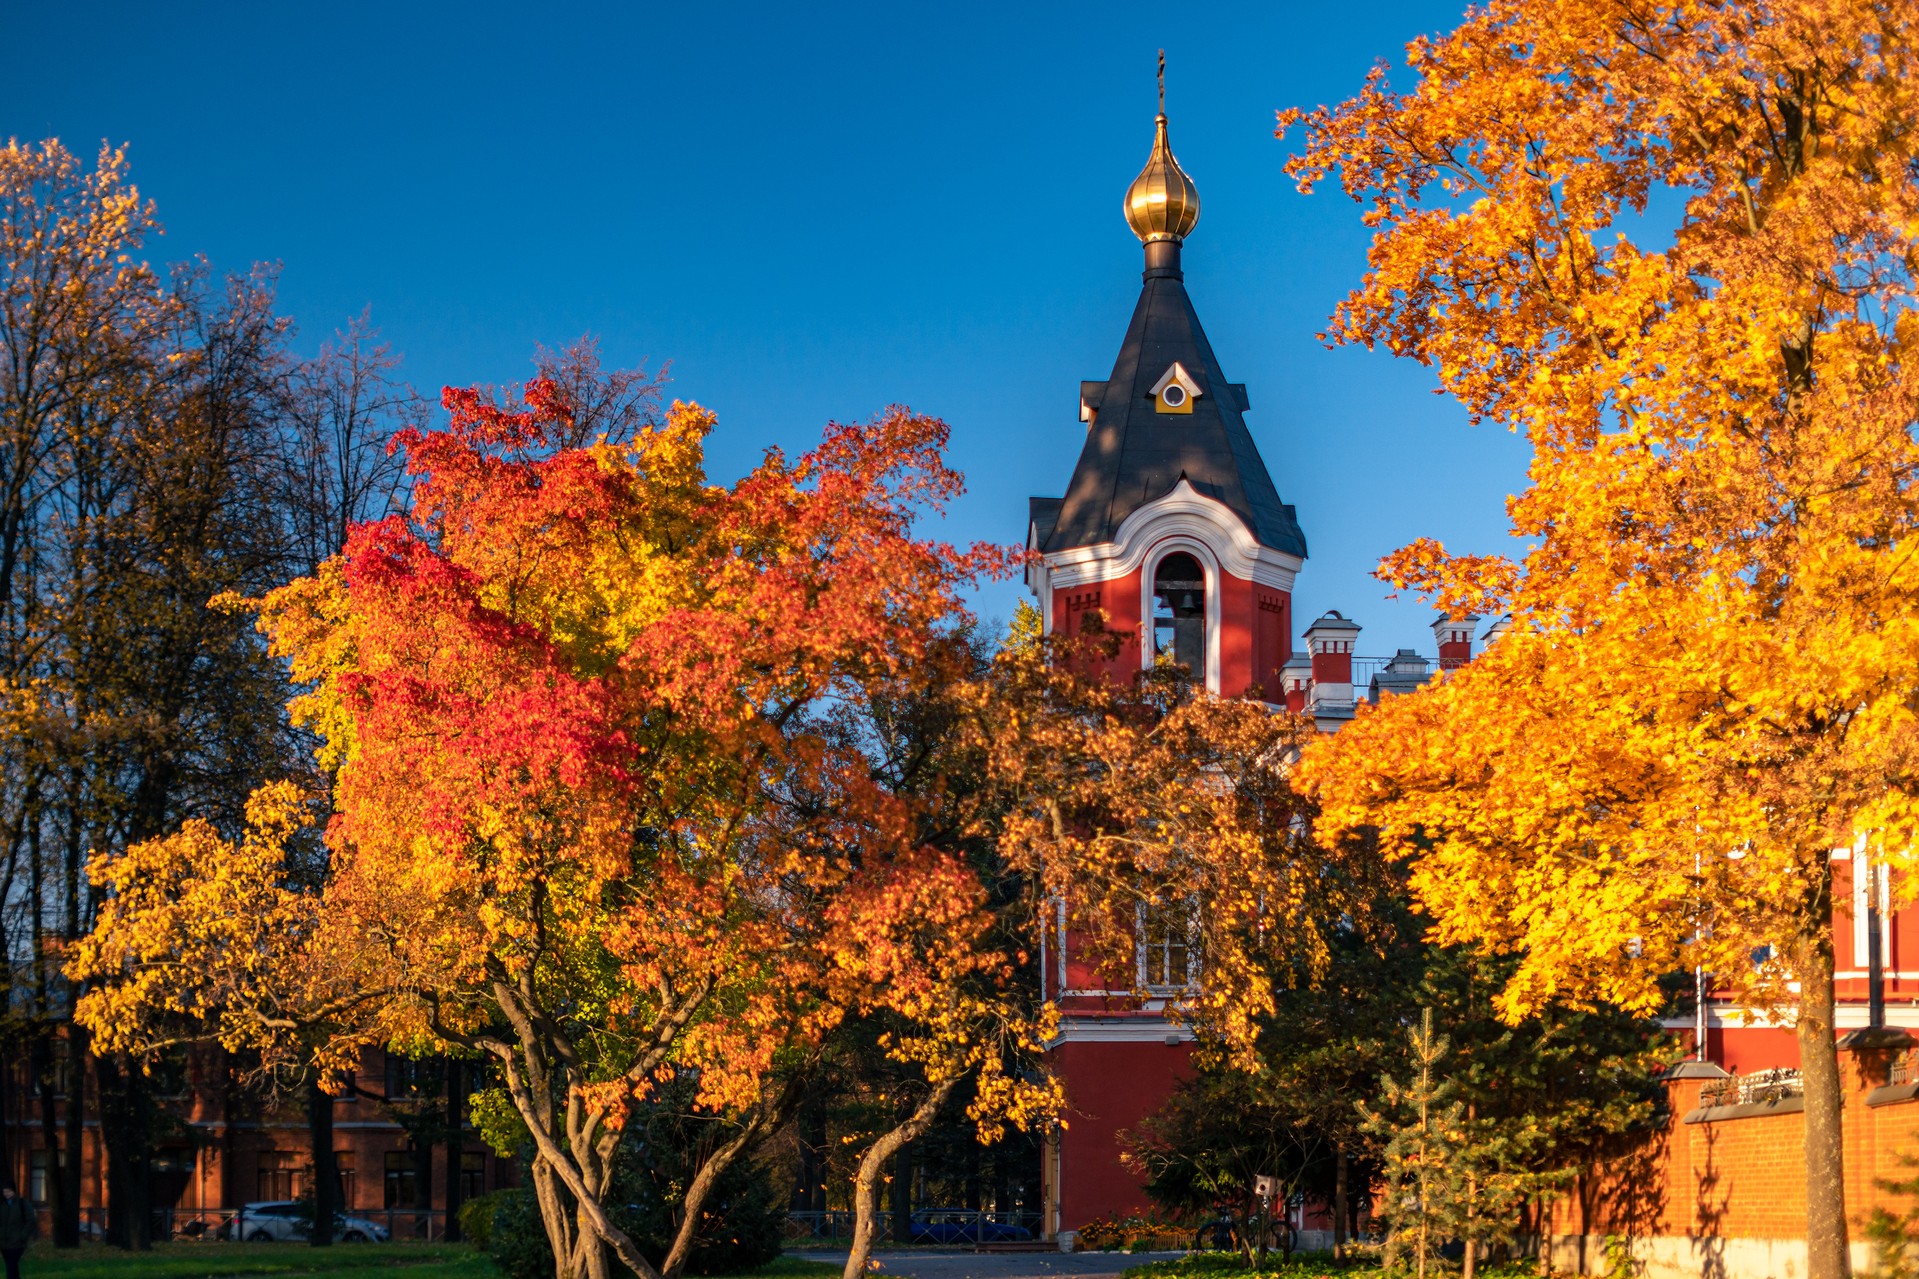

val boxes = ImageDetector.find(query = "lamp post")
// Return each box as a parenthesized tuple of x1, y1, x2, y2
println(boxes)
(1253, 1174, 1279, 1262)
(1867, 858, 1886, 1032)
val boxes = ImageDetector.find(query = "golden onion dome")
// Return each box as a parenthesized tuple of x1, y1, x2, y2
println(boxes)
(1124, 111, 1200, 243)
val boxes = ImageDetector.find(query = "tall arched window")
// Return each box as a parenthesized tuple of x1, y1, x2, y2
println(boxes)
(1151, 552, 1206, 675)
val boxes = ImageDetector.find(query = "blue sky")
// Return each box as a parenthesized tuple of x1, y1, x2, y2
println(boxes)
(8, 0, 1531, 659)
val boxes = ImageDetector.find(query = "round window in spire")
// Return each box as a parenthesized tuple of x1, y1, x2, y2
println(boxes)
(1151, 362, 1200, 415)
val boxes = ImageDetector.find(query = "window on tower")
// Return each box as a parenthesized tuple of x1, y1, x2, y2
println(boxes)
(1152, 552, 1206, 676)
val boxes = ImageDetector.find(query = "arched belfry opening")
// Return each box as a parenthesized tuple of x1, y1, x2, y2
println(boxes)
(1151, 552, 1206, 674)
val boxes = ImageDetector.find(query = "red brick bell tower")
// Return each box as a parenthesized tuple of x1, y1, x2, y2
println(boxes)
(1024, 80, 1309, 1242)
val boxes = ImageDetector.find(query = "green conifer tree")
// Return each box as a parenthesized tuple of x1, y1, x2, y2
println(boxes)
(1363, 1008, 1464, 1279)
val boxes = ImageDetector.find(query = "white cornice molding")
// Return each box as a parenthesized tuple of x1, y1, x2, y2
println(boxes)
(1660, 1004, 1919, 1031)
(1040, 480, 1304, 593)
(1048, 1018, 1198, 1047)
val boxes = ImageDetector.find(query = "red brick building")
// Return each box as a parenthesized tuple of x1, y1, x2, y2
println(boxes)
(2, 1044, 511, 1238)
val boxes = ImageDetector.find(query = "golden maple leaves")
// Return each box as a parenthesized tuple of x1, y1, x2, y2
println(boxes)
(1285, 0, 1919, 1021)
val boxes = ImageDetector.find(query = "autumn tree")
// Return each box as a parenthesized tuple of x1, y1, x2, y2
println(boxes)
(73, 380, 1054, 1279)
(278, 309, 425, 578)
(1283, 5, 1919, 1276)
(0, 139, 364, 1248)
(965, 630, 1383, 1063)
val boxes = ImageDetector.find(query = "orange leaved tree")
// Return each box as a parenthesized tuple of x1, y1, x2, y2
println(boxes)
(73, 380, 1051, 1279)
(967, 636, 1386, 1064)
(1283, 4, 1919, 1275)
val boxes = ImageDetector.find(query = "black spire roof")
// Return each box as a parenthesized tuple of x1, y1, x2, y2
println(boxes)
(1034, 246, 1306, 558)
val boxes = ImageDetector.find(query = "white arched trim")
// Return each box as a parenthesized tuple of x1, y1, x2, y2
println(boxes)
(1140, 537, 1223, 693)
(1040, 479, 1304, 593)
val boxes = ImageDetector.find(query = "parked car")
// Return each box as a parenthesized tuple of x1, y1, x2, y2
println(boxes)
(222, 1202, 304, 1243)
(908, 1210, 1033, 1244)
(219, 1202, 391, 1243)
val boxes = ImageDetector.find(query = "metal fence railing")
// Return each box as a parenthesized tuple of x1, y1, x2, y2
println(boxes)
(37, 1205, 451, 1243)
(1699, 1066, 1804, 1108)
(785, 1210, 1043, 1246)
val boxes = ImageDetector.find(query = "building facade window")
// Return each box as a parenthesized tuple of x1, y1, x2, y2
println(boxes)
(384, 1150, 419, 1208)
(29, 1152, 47, 1205)
(385, 1052, 435, 1100)
(150, 1046, 190, 1099)
(336, 1150, 357, 1210)
(1140, 900, 1199, 991)
(1151, 552, 1206, 675)
(460, 1151, 486, 1201)
(257, 1151, 298, 1202)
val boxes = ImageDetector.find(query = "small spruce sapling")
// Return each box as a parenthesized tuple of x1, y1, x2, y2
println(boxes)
(1362, 1008, 1463, 1279)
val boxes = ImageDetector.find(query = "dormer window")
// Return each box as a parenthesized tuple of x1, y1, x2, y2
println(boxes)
(1150, 362, 1201, 415)
(1152, 552, 1206, 675)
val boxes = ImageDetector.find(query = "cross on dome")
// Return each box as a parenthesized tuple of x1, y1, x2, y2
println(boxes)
(1124, 51, 1201, 244)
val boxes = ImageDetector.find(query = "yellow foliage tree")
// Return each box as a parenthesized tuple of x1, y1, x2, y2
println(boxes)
(1283, 4, 1919, 1276)
(72, 381, 1055, 1279)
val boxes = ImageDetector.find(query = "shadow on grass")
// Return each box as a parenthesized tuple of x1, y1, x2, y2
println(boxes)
(18, 1244, 842, 1279)
(1120, 1253, 1546, 1279)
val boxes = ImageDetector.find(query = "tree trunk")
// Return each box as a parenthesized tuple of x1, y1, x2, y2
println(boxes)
(308, 1074, 336, 1247)
(798, 1103, 828, 1214)
(33, 1034, 72, 1248)
(1798, 936, 1850, 1279)
(415, 1129, 436, 1240)
(59, 1037, 85, 1247)
(0, 1028, 12, 1199)
(890, 1147, 912, 1246)
(1462, 1103, 1478, 1279)
(574, 1200, 613, 1279)
(843, 1078, 959, 1279)
(60, 794, 87, 1249)
(531, 1157, 575, 1279)
(1333, 1147, 1348, 1261)
(99, 1053, 153, 1249)
(444, 1060, 465, 1243)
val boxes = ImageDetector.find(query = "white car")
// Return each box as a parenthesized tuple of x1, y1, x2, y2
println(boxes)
(226, 1201, 391, 1243)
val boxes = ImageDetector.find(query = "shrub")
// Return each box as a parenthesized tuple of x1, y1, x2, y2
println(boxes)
(486, 1141, 786, 1278)
(1076, 1213, 1192, 1252)
(487, 1187, 554, 1279)
(458, 1192, 500, 1251)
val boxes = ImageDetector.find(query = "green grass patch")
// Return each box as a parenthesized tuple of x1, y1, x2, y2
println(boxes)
(15, 1243, 838, 1279)
(17, 1241, 497, 1279)
(713, 1260, 839, 1279)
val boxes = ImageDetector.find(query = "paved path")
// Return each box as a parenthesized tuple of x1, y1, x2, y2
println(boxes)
(793, 1251, 1186, 1279)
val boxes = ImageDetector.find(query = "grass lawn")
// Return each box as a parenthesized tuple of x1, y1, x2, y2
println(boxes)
(12, 1243, 842, 1279)
(16, 1242, 496, 1279)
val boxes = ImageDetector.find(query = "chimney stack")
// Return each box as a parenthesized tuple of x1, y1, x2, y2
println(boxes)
(1432, 613, 1480, 671)
(1280, 653, 1311, 714)
(1303, 611, 1361, 708)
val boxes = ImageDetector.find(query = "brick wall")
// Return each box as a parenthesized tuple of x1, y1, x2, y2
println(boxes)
(1552, 1045, 1919, 1277)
